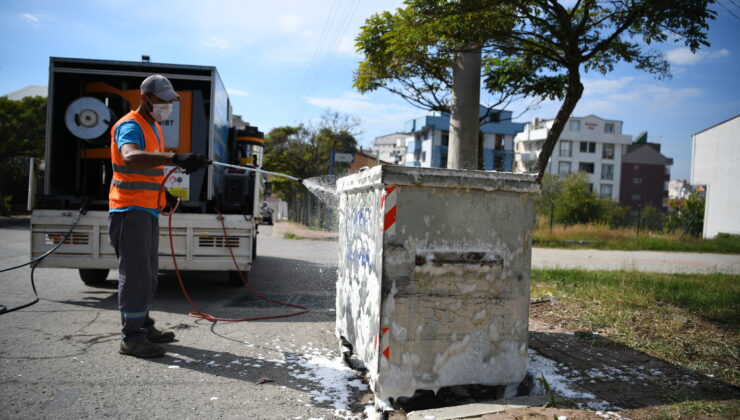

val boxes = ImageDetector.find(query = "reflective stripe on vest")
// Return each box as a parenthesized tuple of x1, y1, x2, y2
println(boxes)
(111, 180, 162, 191)
(108, 111, 166, 211)
(111, 164, 164, 177)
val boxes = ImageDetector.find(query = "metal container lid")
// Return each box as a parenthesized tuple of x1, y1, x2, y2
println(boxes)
(337, 165, 539, 194)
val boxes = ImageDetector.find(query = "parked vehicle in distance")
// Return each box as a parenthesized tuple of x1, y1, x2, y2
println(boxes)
(261, 202, 275, 225)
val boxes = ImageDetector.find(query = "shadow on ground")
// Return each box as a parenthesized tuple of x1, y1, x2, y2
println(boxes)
(528, 329, 740, 414)
(51, 255, 337, 323)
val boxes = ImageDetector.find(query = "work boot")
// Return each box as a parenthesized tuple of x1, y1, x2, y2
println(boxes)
(147, 326, 176, 343)
(119, 339, 166, 358)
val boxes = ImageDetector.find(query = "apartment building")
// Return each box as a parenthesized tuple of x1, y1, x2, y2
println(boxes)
(691, 114, 740, 238)
(514, 115, 632, 200)
(371, 132, 409, 165)
(619, 134, 673, 213)
(402, 106, 524, 170)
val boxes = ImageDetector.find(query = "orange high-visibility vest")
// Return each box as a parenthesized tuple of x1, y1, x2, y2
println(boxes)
(109, 111, 166, 211)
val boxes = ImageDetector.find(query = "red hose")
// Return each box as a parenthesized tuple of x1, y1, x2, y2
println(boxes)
(161, 167, 308, 322)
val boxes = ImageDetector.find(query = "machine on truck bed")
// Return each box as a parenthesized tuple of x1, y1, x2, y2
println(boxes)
(29, 57, 266, 285)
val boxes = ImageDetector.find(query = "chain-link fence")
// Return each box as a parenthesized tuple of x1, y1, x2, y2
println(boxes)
(286, 191, 338, 231)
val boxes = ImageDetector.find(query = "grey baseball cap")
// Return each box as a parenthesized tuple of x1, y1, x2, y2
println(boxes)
(140, 74, 181, 101)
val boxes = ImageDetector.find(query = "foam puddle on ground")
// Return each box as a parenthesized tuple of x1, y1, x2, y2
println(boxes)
(528, 349, 629, 419)
(170, 345, 629, 419)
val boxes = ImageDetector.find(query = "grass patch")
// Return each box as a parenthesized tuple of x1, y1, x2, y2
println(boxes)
(531, 269, 740, 386)
(533, 222, 740, 254)
(283, 233, 302, 240)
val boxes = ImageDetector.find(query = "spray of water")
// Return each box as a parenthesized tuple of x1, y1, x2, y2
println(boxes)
(302, 175, 339, 208)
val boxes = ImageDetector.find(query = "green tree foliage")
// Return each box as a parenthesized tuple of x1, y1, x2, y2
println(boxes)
(534, 172, 563, 216)
(638, 205, 665, 232)
(0, 96, 47, 214)
(262, 111, 360, 200)
(354, 1, 524, 116)
(356, 0, 715, 182)
(665, 191, 705, 237)
(553, 172, 602, 225)
(540, 172, 630, 227)
(599, 198, 630, 228)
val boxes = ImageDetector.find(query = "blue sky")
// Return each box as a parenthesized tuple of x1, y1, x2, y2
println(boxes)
(1, 0, 738, 180)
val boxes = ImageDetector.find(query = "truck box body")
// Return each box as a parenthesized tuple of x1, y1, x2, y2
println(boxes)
(31, 57, 261, 274)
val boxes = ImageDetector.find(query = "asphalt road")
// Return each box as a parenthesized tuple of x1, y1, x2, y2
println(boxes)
(1, 222, 737, 420)
(532, 247, 740, 274)
(0, 224, 368, 420)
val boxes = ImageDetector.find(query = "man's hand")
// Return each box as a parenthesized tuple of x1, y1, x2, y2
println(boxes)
(172, 153, 211, 174)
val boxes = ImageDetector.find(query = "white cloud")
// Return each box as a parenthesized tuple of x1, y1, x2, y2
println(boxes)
(303, 91, 419, 144)
(22, 13, 39, 24)
(665, 47, 732, 66)
(279, 14, 302, 33)
(227, 88, 248, 96)
(583, 77, 635, 95)
(200, 36, 231, 50)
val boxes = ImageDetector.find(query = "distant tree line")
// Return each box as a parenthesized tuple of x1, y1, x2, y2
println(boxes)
(537, 172, 705, 237)
(262, 110, 360, 228)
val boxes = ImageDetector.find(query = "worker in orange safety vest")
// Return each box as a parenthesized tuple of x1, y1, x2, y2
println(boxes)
(109, 74, 209, 358)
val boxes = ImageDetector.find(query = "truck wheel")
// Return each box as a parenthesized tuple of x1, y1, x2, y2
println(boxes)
(252, 235, 257, 260)
(79, 269, 109, 285)
(228, 270, 246, 286)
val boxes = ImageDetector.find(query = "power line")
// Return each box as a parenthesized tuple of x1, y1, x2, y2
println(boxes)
(717, 0, 740, 19)
(288, 0, 341, 123)
(292, 0, 362, 124)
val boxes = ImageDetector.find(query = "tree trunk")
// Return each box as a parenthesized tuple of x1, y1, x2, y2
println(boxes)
(533, 71, 584, 184)
(448, 48, 481, 170)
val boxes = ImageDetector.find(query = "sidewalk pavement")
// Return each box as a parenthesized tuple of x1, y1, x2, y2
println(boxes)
(269, 220, 338, 240)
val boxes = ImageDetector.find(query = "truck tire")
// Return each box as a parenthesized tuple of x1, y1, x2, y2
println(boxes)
(252, 235, 257, 260)
(79, 269, 109, 285)
(228, 270, 246, 286)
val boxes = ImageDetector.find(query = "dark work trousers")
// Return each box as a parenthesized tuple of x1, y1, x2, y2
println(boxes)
(108, 210, 159, 343)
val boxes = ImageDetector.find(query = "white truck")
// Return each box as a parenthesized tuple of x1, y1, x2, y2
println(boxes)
(29, 57, 266, 285)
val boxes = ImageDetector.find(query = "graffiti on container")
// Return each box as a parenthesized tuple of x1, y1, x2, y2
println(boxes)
(346, 244, 373, 269)
(349, 207, 372, 228)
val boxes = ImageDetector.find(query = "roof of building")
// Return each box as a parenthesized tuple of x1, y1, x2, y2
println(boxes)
(692, 114, 740, 137)
(622, 142, 673, 165)
(373, 132, 408, 145)
(3, 85, 48, 100)
(356, 150, 392, 164)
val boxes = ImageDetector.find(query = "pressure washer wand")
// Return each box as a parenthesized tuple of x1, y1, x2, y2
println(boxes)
(211, 161, 303, 183)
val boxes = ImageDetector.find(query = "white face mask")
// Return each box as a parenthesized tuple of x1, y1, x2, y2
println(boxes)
(147, 97, 173, 121)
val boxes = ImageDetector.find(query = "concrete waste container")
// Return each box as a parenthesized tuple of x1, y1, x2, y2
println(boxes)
(335, 165, 538, 407)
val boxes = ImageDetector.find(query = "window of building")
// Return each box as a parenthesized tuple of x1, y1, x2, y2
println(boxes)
(441, 151, 448, 168)
(587, 183, 593, 192)
(495, 134, 505, 150)
(569, 120, 581, 131)
(601, 164, 613, 180)
(633, 164, 640, 170)
(421, 151, 427, 163)
(633, 177, 642, 184)
(559, 140, 572, 157)
(602, 143, 615, 159)
(441, 132, 449, 146)
(604, 123, 615, 134)
(579, 162, 594, 173)
(600, 184, 613, 198)
(580, 141, 596, 153)
(558, 161, 571, 176)
(631, 194, 641, 201)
